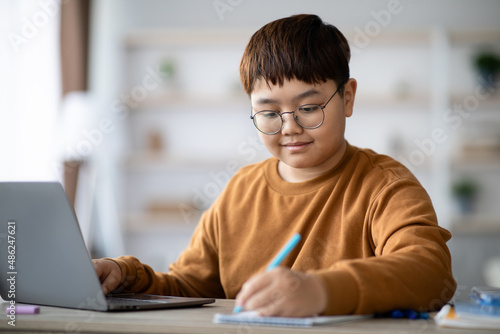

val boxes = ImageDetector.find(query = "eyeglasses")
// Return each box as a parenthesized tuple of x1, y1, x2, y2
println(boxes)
(250, 82, 346, 135)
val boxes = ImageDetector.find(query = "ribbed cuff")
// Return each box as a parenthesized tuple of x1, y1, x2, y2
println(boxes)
(312, 269, 359, 315)
(104, 256, 138, 292)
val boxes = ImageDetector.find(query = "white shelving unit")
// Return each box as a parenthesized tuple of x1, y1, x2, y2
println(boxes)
(118, 27, 500, 273)
(119, 29, 269, 270)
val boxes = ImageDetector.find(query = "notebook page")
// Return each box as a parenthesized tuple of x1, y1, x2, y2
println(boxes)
(213, 311, 371, 327)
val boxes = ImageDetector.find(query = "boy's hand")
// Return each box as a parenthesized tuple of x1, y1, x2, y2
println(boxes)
(234, 267, 327, 317)
(92, 259, 122, 295)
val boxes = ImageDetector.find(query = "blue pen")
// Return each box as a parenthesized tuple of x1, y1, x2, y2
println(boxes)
(382, 309, 429, 320)
(233, 233, 302, 314)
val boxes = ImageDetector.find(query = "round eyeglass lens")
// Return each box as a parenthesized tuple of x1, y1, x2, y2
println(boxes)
(294, 105, 324, 128)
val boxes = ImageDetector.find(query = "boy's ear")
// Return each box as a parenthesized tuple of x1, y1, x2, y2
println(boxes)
(343, 78, 357, 118)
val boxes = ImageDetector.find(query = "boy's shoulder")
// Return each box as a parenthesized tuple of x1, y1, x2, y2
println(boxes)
(347, 144, 420, 186)
(213, 158, 274, 201)
(230, 158, 274, 181)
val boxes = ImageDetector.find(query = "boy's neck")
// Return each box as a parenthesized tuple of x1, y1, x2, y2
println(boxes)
(277, 140, 348, 183)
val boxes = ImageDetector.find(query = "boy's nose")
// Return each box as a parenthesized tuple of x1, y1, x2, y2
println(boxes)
(280, 112, 303, 136)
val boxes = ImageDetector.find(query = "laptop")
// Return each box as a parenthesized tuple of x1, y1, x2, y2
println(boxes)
(0, 182, 215, 311)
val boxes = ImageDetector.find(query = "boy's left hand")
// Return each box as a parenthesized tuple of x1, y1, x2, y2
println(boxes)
(234, 267, 327, 317)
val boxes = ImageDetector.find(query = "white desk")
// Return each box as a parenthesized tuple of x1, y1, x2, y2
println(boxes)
(1, 299, 497, 333)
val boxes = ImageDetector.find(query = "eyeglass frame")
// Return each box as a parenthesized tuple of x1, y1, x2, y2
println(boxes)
(250, 80, 347, 135)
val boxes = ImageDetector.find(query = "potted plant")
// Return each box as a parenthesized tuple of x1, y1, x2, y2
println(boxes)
(451, 178, 479, 215)
(473, 51, 500, 89)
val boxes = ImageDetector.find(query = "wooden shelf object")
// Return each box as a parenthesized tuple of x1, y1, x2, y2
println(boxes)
(450, 216, 500, 234)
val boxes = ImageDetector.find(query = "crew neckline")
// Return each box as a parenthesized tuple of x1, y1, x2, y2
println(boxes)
(264, 142, 356, 195)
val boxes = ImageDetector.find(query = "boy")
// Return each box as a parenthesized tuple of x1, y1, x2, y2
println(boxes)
(93, 14, 456, 316)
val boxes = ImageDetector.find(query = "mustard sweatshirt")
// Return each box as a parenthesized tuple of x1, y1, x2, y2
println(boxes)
(111, 143, 456, 315)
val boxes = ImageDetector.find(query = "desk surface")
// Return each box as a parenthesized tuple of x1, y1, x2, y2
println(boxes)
(1, 299, 498, 334)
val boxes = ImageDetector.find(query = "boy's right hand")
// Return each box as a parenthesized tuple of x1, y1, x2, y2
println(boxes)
(92, 259, 122, 295)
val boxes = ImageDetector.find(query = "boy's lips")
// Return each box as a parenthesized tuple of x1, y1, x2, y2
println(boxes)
(281, 141, 312, 152)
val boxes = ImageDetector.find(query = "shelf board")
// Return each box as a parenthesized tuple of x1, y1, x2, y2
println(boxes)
(130, 91, 250, 110)
(125, 28, 253, 48)
(356, 93, 499, 111)
(123, 151, 252, 171)
(343, 28, 431, 46)
(451, 154, 500, 171)
(354, 94, 430, 110)
(130, 92, 499, 112)
(126, 28, 452, 49)
(450, 216, 500, 234)
(450, 94, 500, 111)
(123, 211, 202, 233)
(449, 29, 500, 45)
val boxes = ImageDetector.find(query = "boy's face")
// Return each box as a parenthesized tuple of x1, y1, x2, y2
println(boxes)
(250, 78, 356, 182)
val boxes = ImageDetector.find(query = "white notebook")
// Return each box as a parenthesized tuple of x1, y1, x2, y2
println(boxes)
(213, 311, 371, 327)
(435, 304, 500, 330)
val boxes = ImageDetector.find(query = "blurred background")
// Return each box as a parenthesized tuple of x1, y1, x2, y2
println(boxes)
(1, 0, 499, 296)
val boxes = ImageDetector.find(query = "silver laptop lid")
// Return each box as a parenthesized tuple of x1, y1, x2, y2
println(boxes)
(0, 182, 108, 311)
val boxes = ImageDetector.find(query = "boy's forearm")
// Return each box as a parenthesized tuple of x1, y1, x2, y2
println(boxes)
(311, 240, 456, 315)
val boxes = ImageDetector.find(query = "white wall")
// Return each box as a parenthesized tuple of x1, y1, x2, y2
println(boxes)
(117, 0, 500, 30)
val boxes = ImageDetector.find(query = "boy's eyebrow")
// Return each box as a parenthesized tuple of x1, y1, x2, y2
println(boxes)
(254, 89, 321, 106)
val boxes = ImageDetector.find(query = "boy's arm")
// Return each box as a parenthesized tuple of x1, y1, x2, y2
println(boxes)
(312, 178, 456, 315)
(106, 208, 225, 298)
